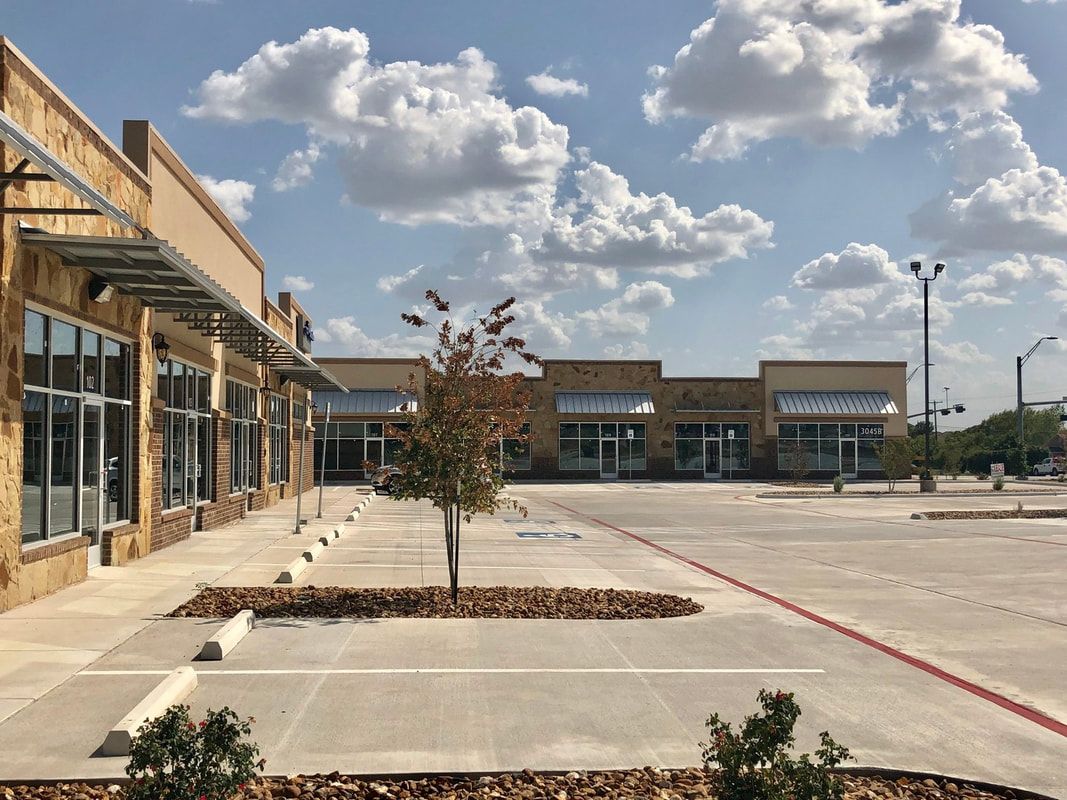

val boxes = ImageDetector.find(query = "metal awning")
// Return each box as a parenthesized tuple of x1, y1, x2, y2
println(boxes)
(555, 391, 655, 414)
(773, 390, 898, 415)
(20, 230, 346, 392)
(311, 389, 417, 415)
(0, 109, 141, 229)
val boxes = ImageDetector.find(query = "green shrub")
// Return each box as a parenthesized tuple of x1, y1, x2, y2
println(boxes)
(993, 476, 1005, 491)
(832, 476, 844, 494)
(126, 705, 263, 800)
(977, 472, 989, 480)
(702, 689, 851, 800)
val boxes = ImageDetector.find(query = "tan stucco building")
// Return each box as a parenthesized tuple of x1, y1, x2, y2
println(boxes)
(0, 39, 341, 611)
(309, 358, 907, 481)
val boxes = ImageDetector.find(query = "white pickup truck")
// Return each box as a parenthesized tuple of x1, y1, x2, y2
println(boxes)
(1031, 458, 1061, 476)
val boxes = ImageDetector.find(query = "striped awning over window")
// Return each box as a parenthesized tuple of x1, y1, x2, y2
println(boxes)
(555, 391, 655, 414)
(773, 390, 898, 415)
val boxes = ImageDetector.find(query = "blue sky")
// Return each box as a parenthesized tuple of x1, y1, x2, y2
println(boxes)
(4, 0, 1067, 423)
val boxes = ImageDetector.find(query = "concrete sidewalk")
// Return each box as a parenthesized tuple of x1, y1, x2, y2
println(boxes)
(0, 484, 368, 724)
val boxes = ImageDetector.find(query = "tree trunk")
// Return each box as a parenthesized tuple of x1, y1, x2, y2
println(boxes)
(452, 502, 461, 605)
(443, 504, 456, 600)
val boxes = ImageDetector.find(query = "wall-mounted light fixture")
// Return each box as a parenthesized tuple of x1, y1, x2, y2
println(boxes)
(260, 381, 272, 396)
(151, 333, 171, 366)
(87, 277, 114, 304)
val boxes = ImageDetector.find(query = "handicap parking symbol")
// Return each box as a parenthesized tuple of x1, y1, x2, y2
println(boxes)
(515, 531, 582, 540)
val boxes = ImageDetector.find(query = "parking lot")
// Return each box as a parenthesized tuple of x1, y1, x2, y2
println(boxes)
(0, 483, 1064, 794)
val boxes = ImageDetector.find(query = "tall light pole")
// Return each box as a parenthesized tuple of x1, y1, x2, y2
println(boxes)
(911, 261, 944, 492)
(1017, 336, 1059, 476)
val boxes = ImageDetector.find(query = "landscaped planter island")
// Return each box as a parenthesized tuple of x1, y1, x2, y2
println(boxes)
(168, 586, 705, 620)
(0, 769, 1057, 800)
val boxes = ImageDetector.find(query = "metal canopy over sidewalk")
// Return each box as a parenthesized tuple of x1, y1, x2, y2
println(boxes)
(0, 109, 141, 229)
(21, 230, 347, 392)
(773, 390, 897, 415)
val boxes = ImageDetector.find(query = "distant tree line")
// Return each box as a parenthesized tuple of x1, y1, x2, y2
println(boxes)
(910, 406, 1064, 475)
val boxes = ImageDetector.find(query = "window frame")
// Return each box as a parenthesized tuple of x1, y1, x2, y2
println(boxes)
(558, 421, 646, 472)
(22, 304, 134, 548)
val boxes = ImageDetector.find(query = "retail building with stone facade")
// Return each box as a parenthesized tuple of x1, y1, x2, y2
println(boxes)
(310, 358, 908, 482)
(0, 39, 342, 611)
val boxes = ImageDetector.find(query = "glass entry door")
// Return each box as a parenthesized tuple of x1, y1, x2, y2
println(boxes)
(704, 438, 721, 479)
(600, 438, 618, 479)
(840, 439, 858, 479)
(81, 402, 104, 567)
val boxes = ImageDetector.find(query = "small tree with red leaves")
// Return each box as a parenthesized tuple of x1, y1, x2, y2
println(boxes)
(388, 291, 541, 604)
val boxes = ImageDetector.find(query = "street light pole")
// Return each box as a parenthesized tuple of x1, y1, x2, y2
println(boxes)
(911, 261, 945, 493)
(1017, 336, 1059, 476)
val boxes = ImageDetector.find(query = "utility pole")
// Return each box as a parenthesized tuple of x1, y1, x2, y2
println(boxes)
(1017, 337, 1059, 476)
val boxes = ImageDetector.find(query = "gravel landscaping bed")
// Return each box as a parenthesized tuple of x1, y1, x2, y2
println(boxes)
(169, 586, 704, 619)
(919, 509, 1067, 520)
(1, 769, 1051, 800)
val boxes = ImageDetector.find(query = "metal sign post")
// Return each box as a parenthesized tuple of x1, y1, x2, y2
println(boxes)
(727, 429, 735, 481)
(627, 428, 634, 481)
(294, 400, 307, 535)
(316, 401, 331, 518)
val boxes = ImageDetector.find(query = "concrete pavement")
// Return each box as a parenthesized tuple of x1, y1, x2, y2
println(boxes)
(0, 482, 1064, 795)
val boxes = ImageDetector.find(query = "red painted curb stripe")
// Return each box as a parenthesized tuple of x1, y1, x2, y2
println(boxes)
(546, 499, 1067, 739)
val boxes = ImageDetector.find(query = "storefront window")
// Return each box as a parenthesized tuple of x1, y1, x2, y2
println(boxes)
(82, 331, 100, 393)
(22, 310, 133, 546)
(268, 395, 290, 485)
(777, 422, 884, 472)
(559, 422, 645, 471)
(51, 320, 78, 392)
(227, 379, 258, 492)
(160, 360, 213, 507)
(674, 422, 750, 472)
(492, 422, 532, 471)
(313, 419, 403, 479)
(21, 391, 46, 543)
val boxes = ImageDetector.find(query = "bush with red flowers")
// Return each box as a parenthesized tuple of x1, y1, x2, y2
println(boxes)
(702, 689, 851, 800)
(125, 705, 263, 800)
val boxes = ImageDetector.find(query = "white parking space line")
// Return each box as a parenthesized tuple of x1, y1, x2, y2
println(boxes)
(80, 668, 825, 676)
(244, 564, 648, 571)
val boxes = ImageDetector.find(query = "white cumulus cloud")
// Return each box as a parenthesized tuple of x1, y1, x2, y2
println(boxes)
(577, 280, 675, 338)
(283, 275, 315, 291)
(184, 27, 570, 227)
(791, 242, 903, 289)
(643, 0, 1037, 160)
(196, 175, 255, 223)
(273, 141, 323, 191)
(533, 161, 773, 277)
(525, 71, 589, 98)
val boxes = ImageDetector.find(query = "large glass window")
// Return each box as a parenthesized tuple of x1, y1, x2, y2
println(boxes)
(49, 396, 78, 537)
(312, 418, 403, 479)
(268, 395, 290, 485)
(51, 320, 78, 392)
(160, 360, 213, 507)
(492, 422, 532, 472)
(21, 391, 46, 543)
(777, 422, 884, 472)
(226, 379, 257, 493)
(559, 422, 645, 471)
(674, 422, 750, 472)
(22, 310, 133, 546)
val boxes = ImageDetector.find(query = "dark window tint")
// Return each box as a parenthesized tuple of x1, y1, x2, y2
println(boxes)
(104, 339, 129, 400)
(21, 391, 46, 543)
(82, 331, 101, 393)
(49, 395, 78, 535)
(51, 320, 78, 391)
(24, 310, 47, 387)
(675, 423, 703, 439)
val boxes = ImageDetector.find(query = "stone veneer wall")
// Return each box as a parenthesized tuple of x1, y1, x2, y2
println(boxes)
(519, 361, 764, 479)
(0, 41, 152, 611)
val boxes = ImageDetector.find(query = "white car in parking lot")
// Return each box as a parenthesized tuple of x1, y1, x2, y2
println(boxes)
(1031, 458, 1061, 476)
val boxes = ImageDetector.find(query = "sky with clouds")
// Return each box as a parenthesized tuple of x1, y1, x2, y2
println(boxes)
(4, 0, 1067, 424)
